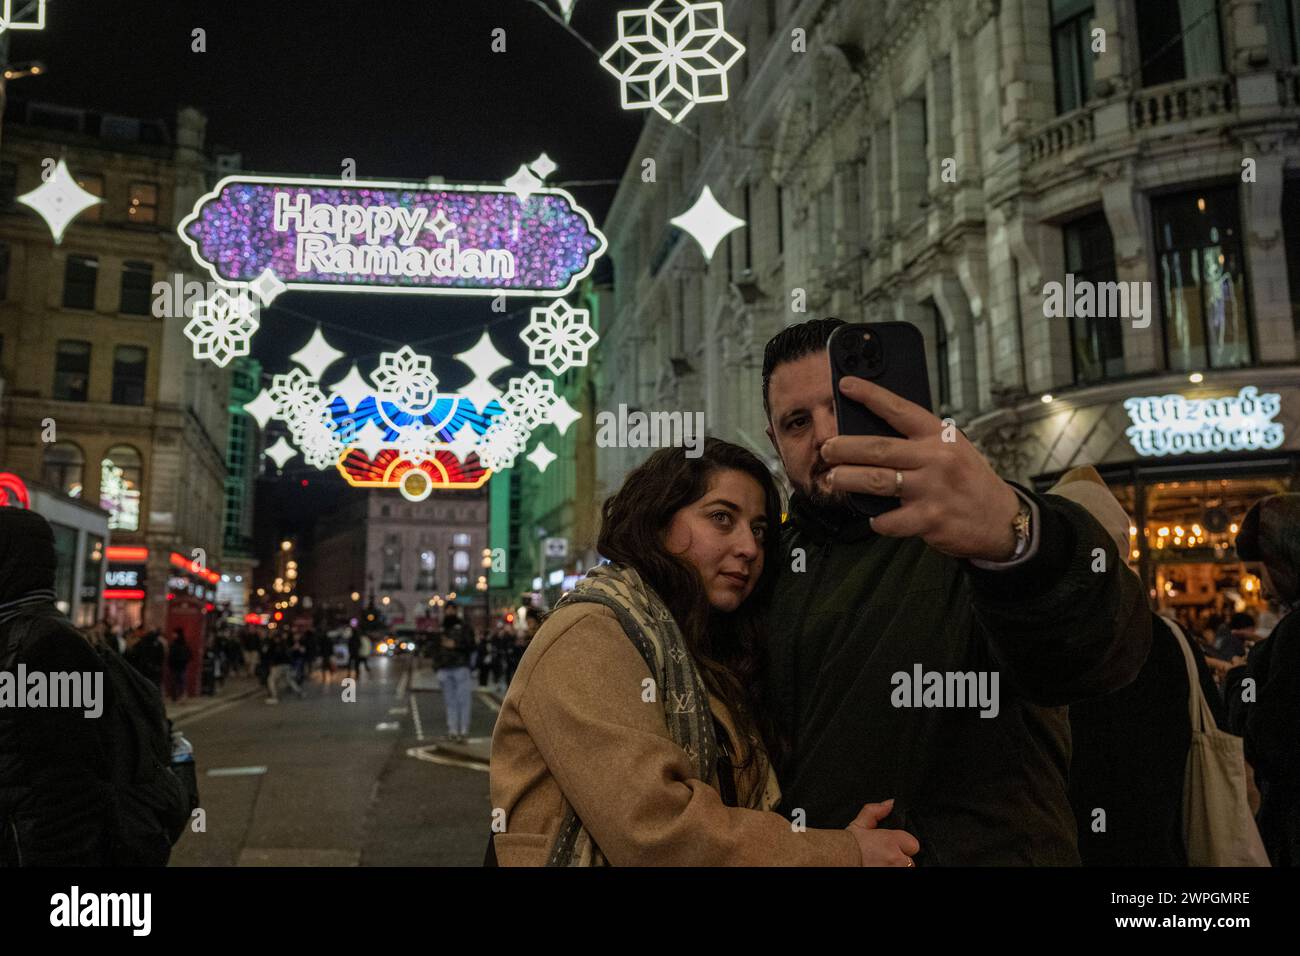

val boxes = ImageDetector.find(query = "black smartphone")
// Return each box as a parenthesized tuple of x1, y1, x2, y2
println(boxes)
(827, 321, 933, 517)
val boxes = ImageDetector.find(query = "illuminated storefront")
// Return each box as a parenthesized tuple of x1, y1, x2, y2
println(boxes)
(1021, 373, 1299, 632)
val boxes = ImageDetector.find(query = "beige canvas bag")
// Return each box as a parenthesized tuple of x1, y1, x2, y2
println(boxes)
(1164, 617, 1270, 866)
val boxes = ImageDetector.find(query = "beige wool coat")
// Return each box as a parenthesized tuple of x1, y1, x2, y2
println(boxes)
(489, 601, 862, 866)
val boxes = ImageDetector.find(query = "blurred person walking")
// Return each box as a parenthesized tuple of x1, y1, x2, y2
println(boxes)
(435, 606, 475, 742)
(166, 630, 191, 702)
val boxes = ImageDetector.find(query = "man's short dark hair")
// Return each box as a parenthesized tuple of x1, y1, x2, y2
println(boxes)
(761, 317, 845, 418)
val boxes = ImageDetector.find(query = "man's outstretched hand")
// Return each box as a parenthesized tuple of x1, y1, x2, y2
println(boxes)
(822, 376, 1021, 562)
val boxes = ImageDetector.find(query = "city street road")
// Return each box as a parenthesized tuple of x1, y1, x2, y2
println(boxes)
(167, 656, 496, 866)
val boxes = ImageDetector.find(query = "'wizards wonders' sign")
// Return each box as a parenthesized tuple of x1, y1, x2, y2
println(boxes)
(179, 175, 607, 298)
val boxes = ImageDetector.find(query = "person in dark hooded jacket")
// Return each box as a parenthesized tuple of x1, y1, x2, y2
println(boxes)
(1236, 493, 1300, 866)
(0, 508, 113, 865)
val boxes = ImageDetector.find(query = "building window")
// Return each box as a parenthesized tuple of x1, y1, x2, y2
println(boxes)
(120, 260, 152, 315)
(112, 345, 148, 405)
(1264, 0, 1300, 66)
(417, 549, 436, 590)
(101, 446, 143, 532)
(381, 535, 403, 589)
(63, 255, 98, 310)
(128, 182, 158, 224)
(930, 303, 951, 408)
(1051, 0, 1096, 114)
(1137, 0, 1223, 88)
(1284, 177, 1300, 339)
(42, 442, 85, 498)
(1153, 185, 1252, 372)
(452, 550, 470, 574)
(76, 173, 104, 223)
(452, 533, 470, 547)
(0, 242, 9, 300)
(1063, 211, 1126, 383)
(53, 339, 91, 401)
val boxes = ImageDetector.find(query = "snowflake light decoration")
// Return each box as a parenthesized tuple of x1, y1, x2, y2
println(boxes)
(394, 422, 441, 464)
(501, 372, 558, 430)
(475, 415, 531, 471)
(0, 1, 46, 34)
(520, 299, 599, 375)
(184, 290, 261, 368)
(270, 368, 328, 428)
(600, 0, 746, 124)
(372, 345, 439, 415)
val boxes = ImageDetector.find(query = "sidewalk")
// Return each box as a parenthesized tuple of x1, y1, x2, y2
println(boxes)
(165, 673, 263, 723)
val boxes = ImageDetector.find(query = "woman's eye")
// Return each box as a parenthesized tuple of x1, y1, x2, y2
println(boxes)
(753, 526, 767, 543)
(710, 511, 732, 527)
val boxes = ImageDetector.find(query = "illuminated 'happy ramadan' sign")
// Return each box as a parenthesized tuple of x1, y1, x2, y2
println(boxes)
(1124, 386, 1285, 457)
(179, 175, 607, 298)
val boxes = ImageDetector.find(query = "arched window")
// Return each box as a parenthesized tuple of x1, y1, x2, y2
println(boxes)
(101, 445, 143, 531)
(452, 550, 470, 573)
(42, 442, 85, 498)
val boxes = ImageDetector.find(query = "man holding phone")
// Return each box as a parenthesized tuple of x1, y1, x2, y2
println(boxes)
(760, 317, 1151, 865)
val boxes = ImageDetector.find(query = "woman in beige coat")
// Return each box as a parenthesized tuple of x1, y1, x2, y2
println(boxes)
(489, 438, 918, 866)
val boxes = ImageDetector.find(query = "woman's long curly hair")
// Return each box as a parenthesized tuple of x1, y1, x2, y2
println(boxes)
(596, 437, 784, 774)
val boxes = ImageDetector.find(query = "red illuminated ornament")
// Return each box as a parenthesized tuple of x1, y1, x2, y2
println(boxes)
(0, 473, 30, 509)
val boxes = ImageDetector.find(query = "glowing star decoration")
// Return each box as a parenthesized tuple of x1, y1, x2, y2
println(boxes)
(671, 185, 746, 262)
(352, 421, 391, 461)
(504, 164, 543, 202)
(461, 376, 503, 415)
(395, 422, 441, 465)
(501, 372, 558, 430)
(250, 268, 287, 306)
(529, 153, 558, 181)
(184, 290, 260, 368)
(526, 441, 558, 474)
(243, 388, 280, 428)
(424, 209, 457, 241)
(290, 326, 345, 380)
(326, 363, 372, 412)
(455, 330, 512, 382)
(179, 174, 607, 299)
(600, 0, 746, 124)
(264, 436, 298, 470)
(548, 394, 583, 436)
(445, 427, 481, 463)
(554, 0, 578, 22)
(372, 345, 438, 415)
(521, 299, 599, 375)
(0, 1, 46, 36)
(17, 158, 106, 244)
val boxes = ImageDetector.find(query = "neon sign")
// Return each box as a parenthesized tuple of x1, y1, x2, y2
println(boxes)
(0, 473, 30, 508)
(1124, 386, 1285, 457)
(179, 175, 607, 298)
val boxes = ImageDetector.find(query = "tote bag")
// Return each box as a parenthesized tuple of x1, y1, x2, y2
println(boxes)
(1165, 617, 1270, 867)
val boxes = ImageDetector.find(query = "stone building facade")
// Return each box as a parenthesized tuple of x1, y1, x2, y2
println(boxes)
(602, 0, 1300, 604)
(0, 101, 232, 630)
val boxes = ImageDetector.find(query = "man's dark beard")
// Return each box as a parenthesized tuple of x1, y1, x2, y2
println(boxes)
(795, 464, 859, 520)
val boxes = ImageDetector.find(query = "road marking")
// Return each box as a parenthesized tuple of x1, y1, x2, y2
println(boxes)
(475, 689, 502, 713)
(207, 766, 267, 777)
(375, 722, 400, 731)
(395, 667, 409, 698)
(405, 745, 488, 773)
(387, 707, 406, 715)
(409, 694, 425, 742)
(171, 687, 264, 728)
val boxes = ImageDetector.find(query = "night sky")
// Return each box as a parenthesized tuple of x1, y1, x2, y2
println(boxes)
(10, 0, 648, 534)
(12, 0, 643, 375)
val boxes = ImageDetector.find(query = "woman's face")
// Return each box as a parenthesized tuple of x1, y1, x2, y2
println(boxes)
(663, 468, 769, 613)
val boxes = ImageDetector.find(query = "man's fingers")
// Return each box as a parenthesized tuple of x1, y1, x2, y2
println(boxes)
(821, 434, 930, 470)
(838, 376, 941, 439)
(828, 465, 919, 498)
